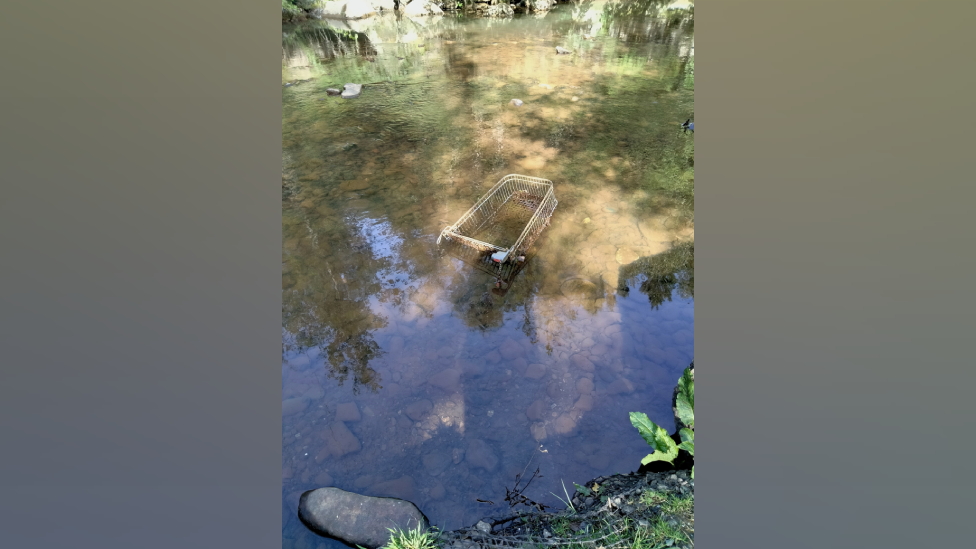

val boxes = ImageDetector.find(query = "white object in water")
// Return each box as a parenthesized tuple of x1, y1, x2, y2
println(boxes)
(491, 251, 508, 263)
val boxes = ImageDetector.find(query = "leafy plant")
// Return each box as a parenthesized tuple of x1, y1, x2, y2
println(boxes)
(675, 367, 695, 478)
(629, 366, 695, 478)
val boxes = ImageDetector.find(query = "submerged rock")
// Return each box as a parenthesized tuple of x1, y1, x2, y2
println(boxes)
(428, 368, 461, 393)
(556, 46, 572, 55)
(342, 83, 363, 99)
(326, 88, 341, 96)
(510, 98, 524, 107)
(282, 397, 308, 417)
(404, 399, 433, 421)
(323, 421, 362, 457)
(465, 439, 499, 471)
(299, 487, 429, 549)
(336, 402, 361, 422)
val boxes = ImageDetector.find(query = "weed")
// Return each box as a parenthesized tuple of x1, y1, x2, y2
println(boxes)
(381, 523, 440, 549)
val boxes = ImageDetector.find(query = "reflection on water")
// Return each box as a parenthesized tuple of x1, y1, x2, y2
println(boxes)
(282, 3, 693, 547)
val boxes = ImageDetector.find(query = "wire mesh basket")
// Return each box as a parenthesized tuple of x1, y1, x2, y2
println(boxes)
(437, 174, 558, 264)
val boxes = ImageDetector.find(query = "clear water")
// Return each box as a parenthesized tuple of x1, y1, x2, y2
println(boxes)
(282, 4, 694, 547)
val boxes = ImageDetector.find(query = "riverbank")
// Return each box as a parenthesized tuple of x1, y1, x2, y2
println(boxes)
(430, 467, 694, 549)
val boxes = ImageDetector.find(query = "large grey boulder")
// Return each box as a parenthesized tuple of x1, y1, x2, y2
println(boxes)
(298, 487, 429, 549)
(528, 0, 556, 12)
(404, 0, 443, 17)
(487, 4, 514, 18)
(321, 0, 378, 20)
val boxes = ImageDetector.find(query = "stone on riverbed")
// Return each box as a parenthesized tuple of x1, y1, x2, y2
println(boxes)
(465, 439, 499, 471)
(342, 83, 363, 99)
(326, 88, 341, 96)
(570, 353, 596, 372)
(510, 98, 524, 107)
(282, 397, 308, 417)
(428, 368, 461, 393)
(525, 399, 546, 421)
(336, 402, 361, 422)
(323, 421, 361, 457)
(299, 487, 429, 549)
(556, 46, 572, 55)
(370, 475, 418, 502)
(404, 399, 433, 421)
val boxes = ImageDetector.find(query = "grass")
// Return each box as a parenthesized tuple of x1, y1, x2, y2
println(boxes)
(380, 523, 440, 549)
(426, 484, 693, 549)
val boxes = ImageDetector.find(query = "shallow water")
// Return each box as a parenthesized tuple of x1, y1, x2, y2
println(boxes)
(282, 3, 694, 547)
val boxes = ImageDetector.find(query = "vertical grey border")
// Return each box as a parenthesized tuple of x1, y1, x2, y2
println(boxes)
(701, 0, 974, 547)
(0, 2, 282, 548)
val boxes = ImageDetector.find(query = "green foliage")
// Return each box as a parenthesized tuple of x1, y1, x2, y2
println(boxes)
(282, 0, 303, 19)
(675, 367, 694, 428)
(573, 482, 591, 497)
(630, 366, 695, 477)
(629, 411, 678, 466)
(382, 524, 440, 549)
(550, 479, 577, 514)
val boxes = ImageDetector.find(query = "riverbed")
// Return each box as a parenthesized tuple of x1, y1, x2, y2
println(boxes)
(282, 3, 694, 547)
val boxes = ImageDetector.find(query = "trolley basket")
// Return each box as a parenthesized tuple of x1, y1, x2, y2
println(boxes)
(437, 174, 557, 264)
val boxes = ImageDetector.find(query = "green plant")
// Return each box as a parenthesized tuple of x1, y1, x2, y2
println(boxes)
(550, 479, 577, 514)
(381, 523, 440, 549)
(629, 366, 695, 478)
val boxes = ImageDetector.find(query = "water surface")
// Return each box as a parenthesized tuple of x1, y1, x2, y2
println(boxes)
(282, 4, 694, 547)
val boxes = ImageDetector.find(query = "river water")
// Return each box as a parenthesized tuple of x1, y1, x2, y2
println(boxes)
(282, 3, 693, 547)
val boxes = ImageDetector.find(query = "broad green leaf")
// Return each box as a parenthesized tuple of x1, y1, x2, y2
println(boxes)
(691, 466, 694, 479)
(629, 412, 658, 447)
(678, 367, 694, 410)
(676, 394, 694, 428)
(573, 483, 591, 496)
(677, 441, 694, 455)
(679, 428, 695, 444)
(631, 412, 677, 464)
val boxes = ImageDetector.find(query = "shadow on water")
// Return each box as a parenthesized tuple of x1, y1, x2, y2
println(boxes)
(281, 3, 694, 546)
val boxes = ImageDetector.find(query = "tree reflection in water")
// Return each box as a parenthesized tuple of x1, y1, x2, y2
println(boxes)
(618, 241, 694, 309)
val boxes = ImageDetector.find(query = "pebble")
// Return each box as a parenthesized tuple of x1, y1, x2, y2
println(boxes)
(524, 363, 547, 379)
(335, 402, 361, 422)
(404, 399, 433, 421)
(510, 98, 523, 107)
(428, 368, 462, 393)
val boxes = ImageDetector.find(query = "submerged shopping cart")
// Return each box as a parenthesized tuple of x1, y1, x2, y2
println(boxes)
(437, 174, 558, 277)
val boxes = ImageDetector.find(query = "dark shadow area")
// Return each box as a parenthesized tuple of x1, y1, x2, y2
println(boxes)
(617, 240, 694, 308)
